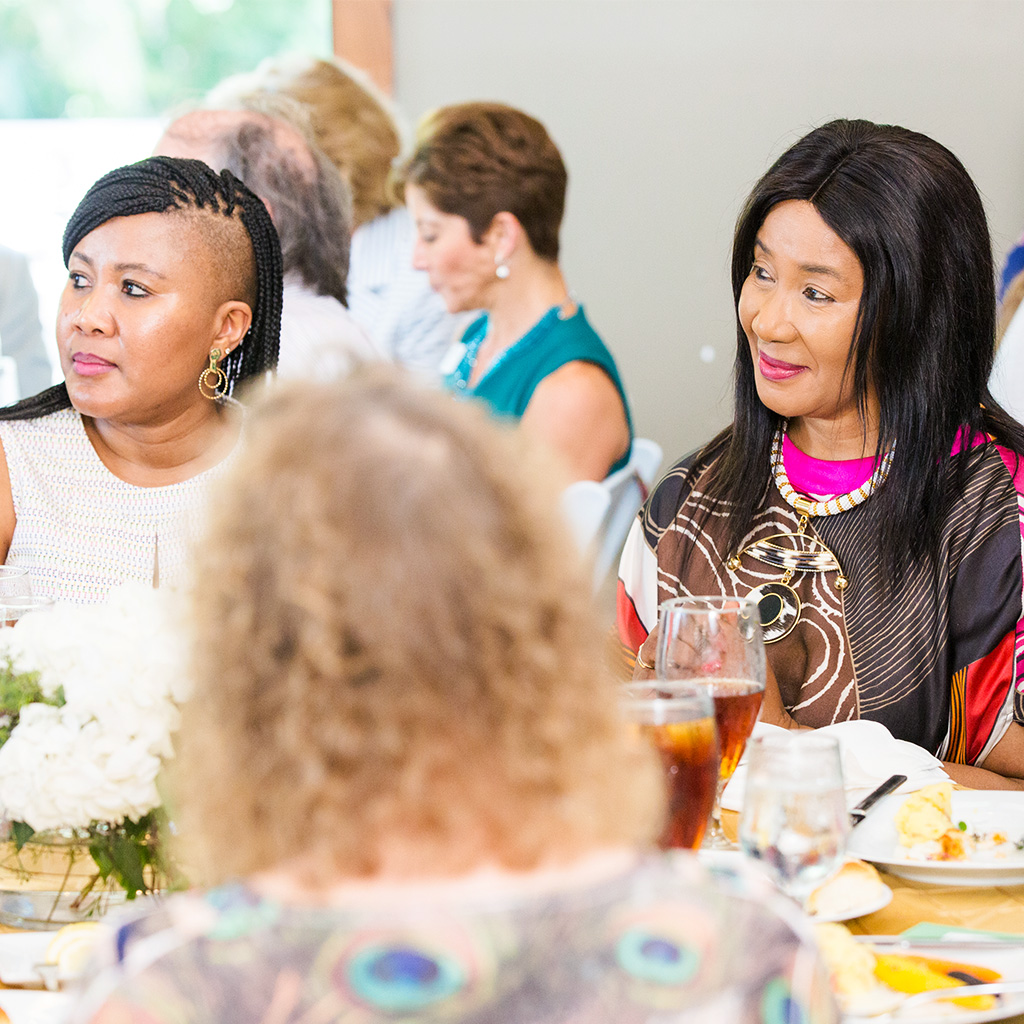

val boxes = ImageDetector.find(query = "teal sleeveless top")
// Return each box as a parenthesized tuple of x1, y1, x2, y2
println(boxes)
(443, 305, 633, 473)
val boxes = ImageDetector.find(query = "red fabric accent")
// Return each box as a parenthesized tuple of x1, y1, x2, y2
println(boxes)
(617, 579, 648, 654)
(635, 472, 649, 504)
(962, 628, 1016, 764)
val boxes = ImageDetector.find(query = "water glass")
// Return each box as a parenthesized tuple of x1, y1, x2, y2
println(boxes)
(738, 733, 848, 906)
(621, 682, 720, 850)
(0, 566, 31, 598)
(655, 596, 766, 848)
(0, 594, 54, 628)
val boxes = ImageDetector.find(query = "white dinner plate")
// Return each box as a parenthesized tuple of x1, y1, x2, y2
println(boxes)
(847, 792, 1024, 887)
(0, 931, 57, 987)
(697, 850, 895, 920)
(844, 943, 1024, 1024)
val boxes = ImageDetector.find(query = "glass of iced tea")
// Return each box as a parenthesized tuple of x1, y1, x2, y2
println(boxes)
(621, 682, 720, 851)
(655, 596, 766, 849)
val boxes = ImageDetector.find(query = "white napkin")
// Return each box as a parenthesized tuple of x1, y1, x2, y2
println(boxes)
(720, 719, 950, 812)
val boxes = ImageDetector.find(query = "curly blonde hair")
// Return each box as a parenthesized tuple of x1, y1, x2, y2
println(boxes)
(177, 367, 661, 884)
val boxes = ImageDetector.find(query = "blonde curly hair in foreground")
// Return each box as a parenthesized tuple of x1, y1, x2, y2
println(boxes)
(177, 367, 662, 884)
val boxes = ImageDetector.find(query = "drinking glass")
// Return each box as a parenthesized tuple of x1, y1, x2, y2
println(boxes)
(737, 733, 848, 907)
(0, 594, 53, 628)
(0, 566, 30, 598)
(655, 596, 766, 849)
(621, 682, 720, 851)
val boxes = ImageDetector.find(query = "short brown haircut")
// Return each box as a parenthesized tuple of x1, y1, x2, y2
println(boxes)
(402, 102, 567, 262)
(177, 366, 661, 884)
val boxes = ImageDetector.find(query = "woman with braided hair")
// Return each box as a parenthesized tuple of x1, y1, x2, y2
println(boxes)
(0, 155, 282, 603)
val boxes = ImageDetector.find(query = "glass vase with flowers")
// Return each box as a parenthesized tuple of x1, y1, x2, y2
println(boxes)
(0, 584, 189, 927)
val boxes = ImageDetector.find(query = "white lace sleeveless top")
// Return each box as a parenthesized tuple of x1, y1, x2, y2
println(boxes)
(0, 407, 238, 604)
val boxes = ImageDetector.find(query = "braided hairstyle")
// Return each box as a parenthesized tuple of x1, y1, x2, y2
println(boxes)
(1, 155, 282, 421)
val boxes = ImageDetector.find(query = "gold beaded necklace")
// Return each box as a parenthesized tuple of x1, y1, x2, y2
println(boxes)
(726, 429, 894, 643)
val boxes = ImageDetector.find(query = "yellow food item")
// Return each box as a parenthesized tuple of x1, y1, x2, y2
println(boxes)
(815, 922, 1000, 1014)
(45, 921, 102, 978)
(894, 782, 953, 847)
(813, 922, 878, 996)
(874, 954, 996, 1011)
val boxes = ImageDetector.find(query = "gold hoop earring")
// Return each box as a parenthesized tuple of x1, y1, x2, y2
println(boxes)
(198, 348, 228, 400)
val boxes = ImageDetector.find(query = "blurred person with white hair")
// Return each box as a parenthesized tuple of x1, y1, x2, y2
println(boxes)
(206, 55, 457, 376)
(155, 103, 384, 381)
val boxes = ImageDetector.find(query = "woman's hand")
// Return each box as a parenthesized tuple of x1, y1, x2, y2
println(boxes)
(757, 660, 808, 731)
(631, 628, 657, 681)
(635, 634, 808, 736)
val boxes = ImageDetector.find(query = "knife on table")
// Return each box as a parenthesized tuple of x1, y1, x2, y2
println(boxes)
(849, 773, 907, 828)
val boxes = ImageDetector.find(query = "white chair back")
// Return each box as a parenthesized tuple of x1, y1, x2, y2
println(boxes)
(561, 480, 611, 551)
(561, 438, 664, 589)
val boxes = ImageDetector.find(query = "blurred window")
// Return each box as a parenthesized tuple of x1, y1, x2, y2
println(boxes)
(0, 0, 331, 381)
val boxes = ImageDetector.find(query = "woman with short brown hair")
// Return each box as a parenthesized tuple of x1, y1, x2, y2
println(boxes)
(402, 102, 633, 483)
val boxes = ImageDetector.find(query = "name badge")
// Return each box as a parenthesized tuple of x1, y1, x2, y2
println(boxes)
(438, 342, 467, 377)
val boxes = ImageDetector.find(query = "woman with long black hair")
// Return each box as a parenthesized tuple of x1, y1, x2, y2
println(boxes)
(619, 119, 1024, 788)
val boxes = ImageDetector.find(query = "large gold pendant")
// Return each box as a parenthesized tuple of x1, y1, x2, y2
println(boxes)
(729, 520, 845, 645)
(747, 581, 802, 643)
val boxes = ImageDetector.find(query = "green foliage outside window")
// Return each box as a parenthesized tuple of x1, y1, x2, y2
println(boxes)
(0, 0, 331, 119)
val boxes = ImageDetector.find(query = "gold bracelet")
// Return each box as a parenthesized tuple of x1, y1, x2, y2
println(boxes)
(635, 648, 655, 671)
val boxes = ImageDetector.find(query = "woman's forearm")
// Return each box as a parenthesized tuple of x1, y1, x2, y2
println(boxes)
(943, 761, 1024, 790)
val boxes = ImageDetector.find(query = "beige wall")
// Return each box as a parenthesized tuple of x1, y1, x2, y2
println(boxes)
(392, 0, 1024, 466)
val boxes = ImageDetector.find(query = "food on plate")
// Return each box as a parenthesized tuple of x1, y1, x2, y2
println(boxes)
(813, 923, 877, 996)
(894, 783, 1020, 861)
(45, 921, 102, 978)
(894, 782, 953, 846)
(814, 922, 999, 1014)
(874, 953, 998, 1011)
(806, 860, 885, 919)
(937, 827, 968, 860)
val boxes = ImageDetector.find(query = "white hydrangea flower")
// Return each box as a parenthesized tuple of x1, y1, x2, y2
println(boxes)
(0, 584, 192, 830)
